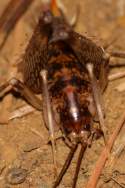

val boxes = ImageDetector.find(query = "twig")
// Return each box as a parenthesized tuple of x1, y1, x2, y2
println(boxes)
(9, 105, 35, 120)
(30, 128, 44, 140)
(0, 0, 34, 49)
(108, 71, 125, 81)
(103, 113, 125, 179)
(86, 111, 125, 188)
(111, 177, 125, 188)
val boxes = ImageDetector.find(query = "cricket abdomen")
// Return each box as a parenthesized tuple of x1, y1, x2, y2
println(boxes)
(47, 42, 92, 135)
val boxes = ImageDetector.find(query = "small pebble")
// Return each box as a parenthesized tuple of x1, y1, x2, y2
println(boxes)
(38, 184, 50, 188)
(23, 140, 41, 152)
(5, 168, 27, 185)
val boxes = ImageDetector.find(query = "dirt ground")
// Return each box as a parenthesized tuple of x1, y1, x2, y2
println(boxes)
(0, 0, 125, 188)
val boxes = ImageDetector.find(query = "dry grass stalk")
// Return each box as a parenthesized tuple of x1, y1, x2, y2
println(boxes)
(86, 111, 125, 188)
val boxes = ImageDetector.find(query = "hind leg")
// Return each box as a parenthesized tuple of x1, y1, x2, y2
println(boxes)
(0, 77, 42, 111)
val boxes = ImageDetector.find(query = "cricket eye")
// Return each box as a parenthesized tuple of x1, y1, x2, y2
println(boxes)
(43, 11, 53, 24)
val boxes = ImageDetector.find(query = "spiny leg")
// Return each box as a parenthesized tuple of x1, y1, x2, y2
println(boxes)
(0, 82, 13, 98)
(86, 63, 107, 144)
(108, 50, 125, 68)
(0, 78, 42, 111)
(52, 144, 78, 188)
(109, 51, 125, 59)
(109, 61, 125, 67)
(72, 143, 87, 188)
(108, 51, 125, 81)
(40, 69, 57, 177)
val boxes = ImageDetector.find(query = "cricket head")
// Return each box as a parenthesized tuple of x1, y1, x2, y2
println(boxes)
(49, 16, 72, 43)
(41, 9, 53, 25)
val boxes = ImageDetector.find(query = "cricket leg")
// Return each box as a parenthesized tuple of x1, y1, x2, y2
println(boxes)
(108, 51, 125, 82)
(0, 78, 42, 111)
(108, 50, 125, 70)
(52, 144, 78, 188)
(72, 143, 87, 188)
(40, 69, 57, 177)
(109, 51, 125, 59)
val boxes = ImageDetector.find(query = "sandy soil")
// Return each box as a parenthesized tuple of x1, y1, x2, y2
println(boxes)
(0, 0, 125, 188)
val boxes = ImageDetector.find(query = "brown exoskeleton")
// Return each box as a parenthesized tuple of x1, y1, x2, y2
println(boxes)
(1, 0, 125, 187)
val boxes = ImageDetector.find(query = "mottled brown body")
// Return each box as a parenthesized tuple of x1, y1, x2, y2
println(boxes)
(48, 41, 91, 134)
(0, 1, 115, 187)
(18, 10, 109, 139)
